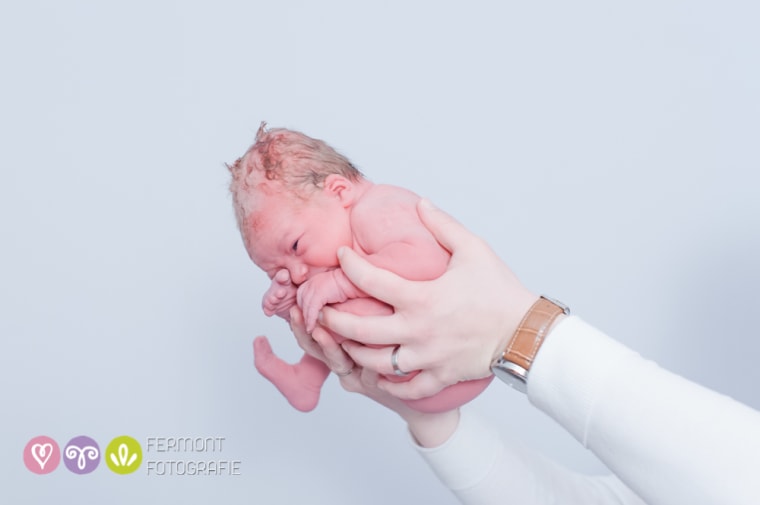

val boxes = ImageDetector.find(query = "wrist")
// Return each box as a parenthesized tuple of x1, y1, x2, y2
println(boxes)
(491, 295, 570, 393)
(490, 292, 540, 365)
(406, 409, 460, 448)
(331, 268, 360, 300)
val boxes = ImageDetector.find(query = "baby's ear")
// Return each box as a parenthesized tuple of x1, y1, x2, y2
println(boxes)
(323, 174, 354, 207)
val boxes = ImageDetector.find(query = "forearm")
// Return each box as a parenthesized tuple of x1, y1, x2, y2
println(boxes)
(528, 316, 760, 505)
(413, 408, 644, 505)
(405, 409, 461, 448)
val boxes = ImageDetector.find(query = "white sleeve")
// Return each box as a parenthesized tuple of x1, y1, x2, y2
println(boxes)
(413, 408, 646, 504)
(528, 316, 760, 505)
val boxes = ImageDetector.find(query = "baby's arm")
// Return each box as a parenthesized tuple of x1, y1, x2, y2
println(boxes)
(297, 269, 362, 331)
(262, 269, 298, 321)
(298, 186, 450, 331)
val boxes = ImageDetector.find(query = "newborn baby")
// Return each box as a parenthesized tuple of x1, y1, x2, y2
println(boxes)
(228, 123, 493, 412)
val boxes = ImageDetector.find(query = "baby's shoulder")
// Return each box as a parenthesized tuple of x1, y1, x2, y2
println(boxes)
(354, 184, 421, 212)
(351, 184, 423, 248)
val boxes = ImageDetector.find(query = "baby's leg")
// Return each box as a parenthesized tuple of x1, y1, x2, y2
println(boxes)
(253, 336, 330, 412)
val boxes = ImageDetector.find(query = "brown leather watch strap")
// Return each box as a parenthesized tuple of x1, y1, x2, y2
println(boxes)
(500, 296, 567, 371)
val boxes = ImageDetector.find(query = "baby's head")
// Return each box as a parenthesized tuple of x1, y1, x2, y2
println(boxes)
(228, 123, 365, 284)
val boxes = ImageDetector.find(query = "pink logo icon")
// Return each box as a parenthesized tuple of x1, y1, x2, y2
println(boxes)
(24, 436, 61, 474)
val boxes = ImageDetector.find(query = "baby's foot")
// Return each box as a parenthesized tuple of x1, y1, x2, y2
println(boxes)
(253, 336, 328, 412)
(262, 269, 298, 320)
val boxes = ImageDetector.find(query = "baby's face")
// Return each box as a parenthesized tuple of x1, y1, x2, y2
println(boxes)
(245, 189, 353, 285)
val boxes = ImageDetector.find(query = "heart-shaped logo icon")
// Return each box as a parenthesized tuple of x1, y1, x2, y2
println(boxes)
(24, 436, 61, 474)
(31, 443, 53, 469)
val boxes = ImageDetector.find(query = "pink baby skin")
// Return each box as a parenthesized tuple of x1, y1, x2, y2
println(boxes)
(228, 123, 492, 412)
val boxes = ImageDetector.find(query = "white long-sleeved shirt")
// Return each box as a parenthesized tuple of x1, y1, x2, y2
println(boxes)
(414, 316, 760, 505)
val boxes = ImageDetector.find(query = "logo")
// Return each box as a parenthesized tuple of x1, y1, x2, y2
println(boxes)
(63, 436, 100, 474)
(24, 434, 241, 476)
(105, 436, 142, 474)
(23, 436, 61, 474)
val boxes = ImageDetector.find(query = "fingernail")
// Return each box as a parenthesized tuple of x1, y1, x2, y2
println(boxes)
(317, 311, 324, 323)
(337, 247, 346, 259)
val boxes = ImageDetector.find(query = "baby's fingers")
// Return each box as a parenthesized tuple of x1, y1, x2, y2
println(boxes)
(298, 290, 319, 332)
(304, 306, 319, 333)
(337, 247, 418, 308)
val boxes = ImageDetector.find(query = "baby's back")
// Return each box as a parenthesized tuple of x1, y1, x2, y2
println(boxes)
(331, 183, 494, 412)
(349, 184, 449, 281)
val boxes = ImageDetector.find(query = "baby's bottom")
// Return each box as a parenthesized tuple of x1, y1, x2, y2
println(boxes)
(331, 298, 493, 414)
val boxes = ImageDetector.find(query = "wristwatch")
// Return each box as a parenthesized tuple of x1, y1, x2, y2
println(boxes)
(491, 296, 570, 393)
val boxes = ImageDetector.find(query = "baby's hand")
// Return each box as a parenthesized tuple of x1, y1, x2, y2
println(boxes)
(262, 269, 298, 320)
(297, 270, 347, 333)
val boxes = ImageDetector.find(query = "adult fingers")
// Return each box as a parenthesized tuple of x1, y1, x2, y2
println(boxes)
(336, 365, 363, 393)
(290, 306, 325, 360)
(340, 340, 400, 376)
(336, 247, 419, 307)
(416, 199, 481, 256)
(358, 367, 381, 388)
(312, 326, 354, 374)
(319, 306, 411, 346)
(377, 371, 447, 400)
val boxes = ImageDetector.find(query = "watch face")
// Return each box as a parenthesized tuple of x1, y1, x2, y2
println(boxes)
(491, 361, 528, 394)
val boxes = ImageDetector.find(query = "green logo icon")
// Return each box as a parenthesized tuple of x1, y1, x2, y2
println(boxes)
(105, 436, 142, 474)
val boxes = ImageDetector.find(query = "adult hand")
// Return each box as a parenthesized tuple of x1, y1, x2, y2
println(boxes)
(290, 304, 459, 447)
(319, 199, 538, 400)
(288, 305, 352, 374)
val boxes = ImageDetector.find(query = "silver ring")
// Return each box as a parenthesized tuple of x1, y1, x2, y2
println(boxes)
(335, 367, 353, 377)
(391, 345, 409, 377)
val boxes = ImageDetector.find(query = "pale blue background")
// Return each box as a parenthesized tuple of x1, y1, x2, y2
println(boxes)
(1, 1, 758, 503)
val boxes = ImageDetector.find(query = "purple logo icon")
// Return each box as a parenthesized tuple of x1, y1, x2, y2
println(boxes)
(63, 436, 100, 474)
